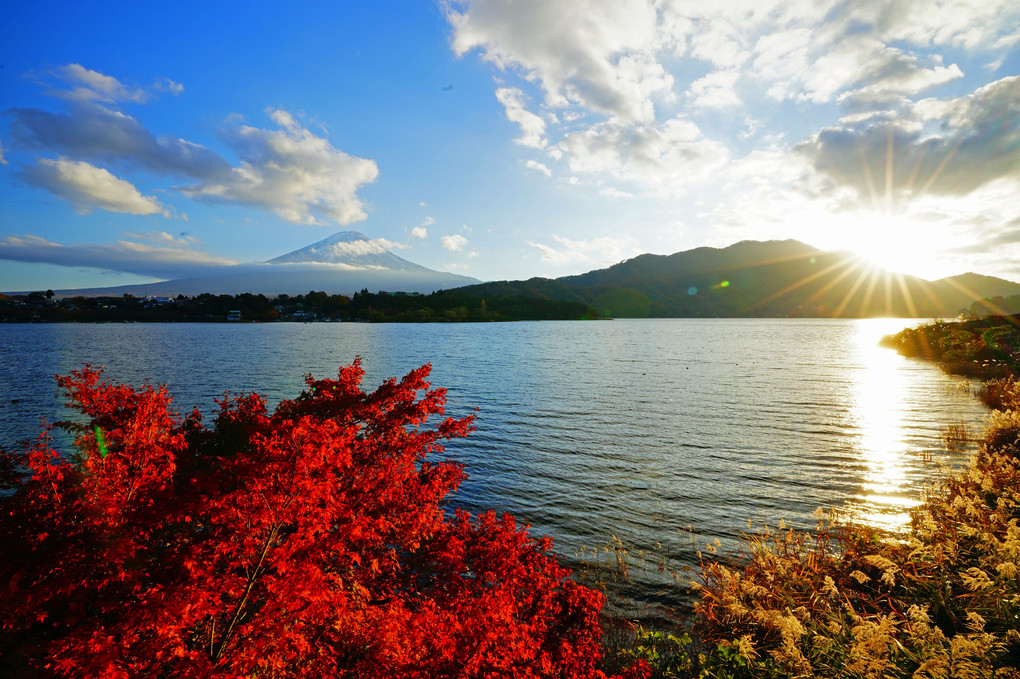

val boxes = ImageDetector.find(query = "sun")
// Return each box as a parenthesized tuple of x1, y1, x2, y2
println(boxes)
(842, 215, 943, 279)
(810, 213, 958, 282)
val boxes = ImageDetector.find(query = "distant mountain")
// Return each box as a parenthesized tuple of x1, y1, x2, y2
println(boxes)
(268, 231, 435, 272)
(460, 240, 1020, 318)
(38, 231, 479, 297)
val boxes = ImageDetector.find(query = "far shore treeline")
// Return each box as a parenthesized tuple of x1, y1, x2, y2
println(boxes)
(0, 289, 602, 323)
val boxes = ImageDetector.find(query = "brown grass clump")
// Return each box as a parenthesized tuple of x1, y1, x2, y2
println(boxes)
(686, 377, 1020, 678)
(979, 377, 1020, 411)
(941, 421, 971, 452)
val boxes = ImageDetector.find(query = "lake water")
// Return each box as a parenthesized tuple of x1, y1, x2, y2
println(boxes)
(0, 319, 988, 604)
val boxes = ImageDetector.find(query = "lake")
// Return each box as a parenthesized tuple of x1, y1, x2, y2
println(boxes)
(0, 319, 988, 603)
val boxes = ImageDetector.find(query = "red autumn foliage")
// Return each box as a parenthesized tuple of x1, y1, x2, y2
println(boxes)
(0, 361, 648, 678)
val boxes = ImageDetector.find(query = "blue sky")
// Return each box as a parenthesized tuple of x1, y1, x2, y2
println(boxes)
(2, 0, 1020, 292)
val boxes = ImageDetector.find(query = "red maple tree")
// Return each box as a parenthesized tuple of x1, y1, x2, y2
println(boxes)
(0, 361, 647, 678)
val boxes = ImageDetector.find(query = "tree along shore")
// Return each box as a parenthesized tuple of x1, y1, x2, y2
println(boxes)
(0, 288, 602, 323)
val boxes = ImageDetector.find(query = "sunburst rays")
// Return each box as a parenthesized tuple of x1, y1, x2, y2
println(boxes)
(757, 120, 1001, 319)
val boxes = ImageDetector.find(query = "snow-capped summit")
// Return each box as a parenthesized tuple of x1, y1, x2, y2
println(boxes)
(268, 231, 430, 272)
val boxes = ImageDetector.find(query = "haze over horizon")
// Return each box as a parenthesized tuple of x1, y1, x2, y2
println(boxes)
(2, 1, 1019, 292)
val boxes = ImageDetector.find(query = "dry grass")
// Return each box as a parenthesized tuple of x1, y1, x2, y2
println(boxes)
(941, 421, 971, 452)
(596, 377, 1020, 678)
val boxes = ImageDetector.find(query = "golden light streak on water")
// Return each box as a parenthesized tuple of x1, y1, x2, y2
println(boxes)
(847, 318, 924, 532)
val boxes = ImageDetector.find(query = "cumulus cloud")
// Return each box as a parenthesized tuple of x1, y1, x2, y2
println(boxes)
(857, 0, 1020, 50)
(441, 234, 468, 251)
(0, 234, 237, 279)
(449, 0, 673, 124)
(448, 0, 1018, 195)
(558, 117, 729, 189)
(838, 54, 963, 108)
(180, 109, 379, 225)
(410, 216, 434, 239)
(495, 87, 547, 148)
(797, 76, 1020, 199)
(20, 158, 167, 216)
(6, 66, 379, 225)
(689, 70, 742, 109)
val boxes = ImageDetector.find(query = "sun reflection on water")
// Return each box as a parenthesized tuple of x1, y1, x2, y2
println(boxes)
(847, 319, 925, 532)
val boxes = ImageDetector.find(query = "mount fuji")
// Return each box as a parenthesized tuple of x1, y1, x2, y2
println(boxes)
(45, 232, 480, 297)
(268, 231, 441, 272)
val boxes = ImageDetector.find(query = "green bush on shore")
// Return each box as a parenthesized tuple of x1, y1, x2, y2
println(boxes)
(879, 315, 1020, 379)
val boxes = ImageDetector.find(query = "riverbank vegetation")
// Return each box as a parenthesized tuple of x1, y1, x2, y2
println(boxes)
(879, 314, 1020, 379)
(4, 332, 1019, 676)
(0, 288, 601, 323)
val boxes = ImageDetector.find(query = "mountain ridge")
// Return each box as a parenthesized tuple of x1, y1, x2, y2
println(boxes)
(13, 236, 1020, 318)
(461, 239, 1020, 318)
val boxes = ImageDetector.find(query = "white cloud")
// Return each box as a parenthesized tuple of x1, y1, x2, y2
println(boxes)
(0, 233, 237, 278)
(34, 64, 184, 105)
(154, 78, 184, 95)
(858, 0, 1020, 50)
(528, 233, 639, 265)
(525, 159, 552, 176)
(8, 74, 379, 227)
(411, 215, 434, 239)
(449, 0, 1020, 196)
(689, 19, 750, 69)
(0, 139, 6, 165)
(21, 158, 167, 216)
(121, 230, 199, 245)
(495, 87, 547, 148)
(449, 0, 673, 124)
(689, 70, 742, 108)
(839, 56, 963, 108)
(7, 102, 232, 179)
(797, 76, 1020, 199)
(180, 109, 379, 225)
(441, 234, 469, 251)
(45, 63, 152, 103)
(289, 238, 406, 261)
(558, 117, 729, 190)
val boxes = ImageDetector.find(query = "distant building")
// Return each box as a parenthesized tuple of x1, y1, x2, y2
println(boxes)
(227, 310, 242, 321)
